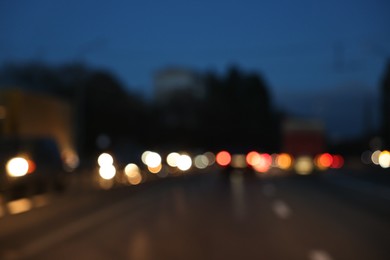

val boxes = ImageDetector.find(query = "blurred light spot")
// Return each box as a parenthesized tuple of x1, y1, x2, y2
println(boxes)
(141, 151, 151, 165)
(27, 159, 36, 174)
(295, 156, 313, 175)
(6, 157, 29, 177)
(62, 150, 79, 171)
(361, 150, 372, 165)
(316, 153, 333, 169)
(194, 154, 209, 169)
(177, 154, 192, 171)
(98, 153, 114, 167)
(331, 155, 344, 169)
(253, 154, 272, 173)
(99, 164, 116, 180)
(148, 164, 162, 174)
(232, 154, 247, 168)
(379, 150, 390, 168)
(145, 152, 162, 168)
(7, 198, 32, 215)
(167, 152, 180, 167)
(276, 153, 293, 170)
(125, 163, 140, 177)
(216, 151, 231, 167)
(246, 151, 261, 166)
(204, 152, 216, 166)
(371, 150, 381, 165)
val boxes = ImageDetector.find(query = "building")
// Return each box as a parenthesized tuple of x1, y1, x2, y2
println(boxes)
(154, 67, 204, 103)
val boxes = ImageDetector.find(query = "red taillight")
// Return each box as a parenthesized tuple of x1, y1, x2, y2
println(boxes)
(27, 159, 36, 174)
(216, 151, 231, 166)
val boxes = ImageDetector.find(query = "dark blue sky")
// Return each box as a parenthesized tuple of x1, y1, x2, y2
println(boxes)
(1, 0, 389, 139)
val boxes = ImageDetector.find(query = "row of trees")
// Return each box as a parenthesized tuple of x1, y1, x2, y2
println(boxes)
(0, 63, 281, 158)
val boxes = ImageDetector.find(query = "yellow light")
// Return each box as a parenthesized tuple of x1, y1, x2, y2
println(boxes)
(177, 155, 192, 171)
(125, 164, 142, 185)
(276, 153, 293, 170)
(97, 153, 114, 167)
(148, 164, 162, 174)
(6, 157, 29, 177)
(379, 150, 390, 168)
(371, 150, 381, 165)
(99, 165, 116, 180)
(294, 156, 313, 175)
(124, 163, 140, 177)
(7, 198, 32, 215)
(167, 152, 180, 167)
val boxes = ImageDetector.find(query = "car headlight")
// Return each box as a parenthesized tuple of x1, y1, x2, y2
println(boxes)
(6, 157, 29, 177)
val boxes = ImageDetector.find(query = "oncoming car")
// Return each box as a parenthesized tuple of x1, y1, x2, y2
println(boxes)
(0, 137, 66, 200)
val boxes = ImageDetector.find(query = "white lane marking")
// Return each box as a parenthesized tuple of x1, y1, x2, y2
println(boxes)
(262, 183, 276, 197)
(12, 196, 148, 259)
(272, 200, 291, 219)
(230, 172, 246, 220)
(308, 250, 333, 260)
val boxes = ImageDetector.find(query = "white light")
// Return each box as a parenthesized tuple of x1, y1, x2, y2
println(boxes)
(124, 163, 140, 178)
(145, 152, 162, 168)
(177, 155, 192, 171)
(98, 153, 114, 167)
(99, 165, 116, 180)
(194, 155, 209, 169)
(6, 157, 29, 177)
(167, 152, 180, 167)
(379, 151, 390, 168)
(141, 151, 151, 165)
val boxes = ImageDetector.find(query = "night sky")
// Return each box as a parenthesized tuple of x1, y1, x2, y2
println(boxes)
(1, 0, 389, 139)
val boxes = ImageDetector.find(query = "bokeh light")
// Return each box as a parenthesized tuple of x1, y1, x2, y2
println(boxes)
(204, 152, 216, 166)
(294, 156, 313, 175)
(98, 153, 114, 167)
(253, 153, 272, 173)
(276, 153, 293, 170)
(145, 152, 162, 168)
(216, 151, 231, 167)
(125, 164, 142, 185)
(99, 164, 116, 180)
(177, 154, 192, 171)
(316, 153, 333, 169)
(148, 164, 162, 174)
(379, 150, 390, 168)
(6, 157, 29, 177)
(194, 154, 209, 169)
(371, 150, 381, 165)
(331, 155, 344, 169)
(246, 151, 261, 166)
(167, 152, 180, 167)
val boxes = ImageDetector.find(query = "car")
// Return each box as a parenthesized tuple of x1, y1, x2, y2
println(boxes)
(0, 137, 66, 200)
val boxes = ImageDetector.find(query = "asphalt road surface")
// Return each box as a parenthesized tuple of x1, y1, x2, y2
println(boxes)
(1, 168, 390, 260)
